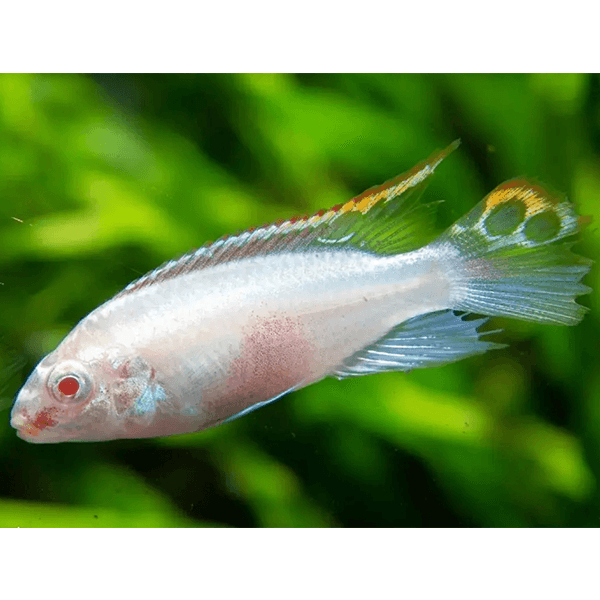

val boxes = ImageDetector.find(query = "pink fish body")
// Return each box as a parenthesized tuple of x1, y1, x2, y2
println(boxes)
(11, 142, 591, 442)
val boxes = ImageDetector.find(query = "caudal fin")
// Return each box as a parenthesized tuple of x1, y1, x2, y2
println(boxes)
(434, 179, 592, 325)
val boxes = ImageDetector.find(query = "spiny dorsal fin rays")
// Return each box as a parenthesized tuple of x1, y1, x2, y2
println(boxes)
(340, 139, 461, 215)
(116, 141, 461, 298)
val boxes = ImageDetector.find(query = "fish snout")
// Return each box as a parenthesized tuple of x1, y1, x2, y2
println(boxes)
(10, 385, 60, 441)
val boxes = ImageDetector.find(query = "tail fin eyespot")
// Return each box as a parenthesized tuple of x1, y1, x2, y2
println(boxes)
(523, 210, 562, 243)
(484, 199, 526, 237)
(449, 179, 583, 250)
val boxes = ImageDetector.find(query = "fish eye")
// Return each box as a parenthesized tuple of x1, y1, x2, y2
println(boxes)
(57, 376, 80, 397)
(48, 361, 93, 404)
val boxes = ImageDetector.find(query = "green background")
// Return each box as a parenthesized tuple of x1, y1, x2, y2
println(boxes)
(0, 73, 598, 527)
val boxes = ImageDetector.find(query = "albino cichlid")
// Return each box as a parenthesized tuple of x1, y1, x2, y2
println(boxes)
(11, 141, 592, 443)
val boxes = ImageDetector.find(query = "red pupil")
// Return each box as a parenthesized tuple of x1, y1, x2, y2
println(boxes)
(58, 376, 80, 396)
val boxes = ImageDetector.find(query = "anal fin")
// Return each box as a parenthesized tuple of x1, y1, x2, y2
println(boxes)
(333, 310, 504, 378)
(222, 384, 301, 424)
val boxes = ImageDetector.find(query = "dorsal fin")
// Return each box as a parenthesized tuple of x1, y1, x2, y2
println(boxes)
(116, 141, 460, 298)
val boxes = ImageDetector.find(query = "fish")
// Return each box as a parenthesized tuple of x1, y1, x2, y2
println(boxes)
(10, 141, 592, 443)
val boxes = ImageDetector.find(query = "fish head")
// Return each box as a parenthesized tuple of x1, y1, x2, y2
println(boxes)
(10, 341, 168, 443)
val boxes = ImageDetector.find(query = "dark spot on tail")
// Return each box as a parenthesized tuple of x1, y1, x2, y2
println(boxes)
(484, 199, 526, 236)
(524, 210, 562, 243)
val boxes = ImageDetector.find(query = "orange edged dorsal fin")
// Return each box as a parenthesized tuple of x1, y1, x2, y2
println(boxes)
(117, 141, 460, 297)
(339, 139, 460, 216)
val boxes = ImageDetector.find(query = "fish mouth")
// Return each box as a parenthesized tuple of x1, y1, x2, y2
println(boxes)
(11, 419, 80, 443)
(10, 401, 118, 444)
(10, 404, 72, 443)
(10, 412, 34, 437)
(10, 410, 57, 443)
